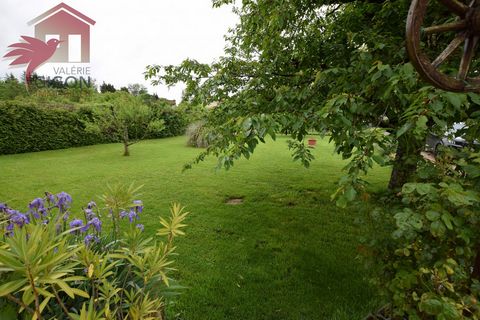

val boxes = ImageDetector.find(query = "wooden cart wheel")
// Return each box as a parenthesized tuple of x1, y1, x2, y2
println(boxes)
(406, 0, 480, 92)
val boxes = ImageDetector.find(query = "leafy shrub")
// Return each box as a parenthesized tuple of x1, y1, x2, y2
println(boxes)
(0, 101, 186, 155)
(148, 106, 187, 139)
(360, 148, 480, 319)
(0, 101, 110, 155)
(0, 186, 188, 319)
(186, 120, 210, 148)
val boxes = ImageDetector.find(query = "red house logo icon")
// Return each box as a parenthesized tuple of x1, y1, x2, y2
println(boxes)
(28, 2, 96, 63)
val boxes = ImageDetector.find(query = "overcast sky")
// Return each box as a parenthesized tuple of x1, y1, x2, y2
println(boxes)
(0, 1, 238, 102)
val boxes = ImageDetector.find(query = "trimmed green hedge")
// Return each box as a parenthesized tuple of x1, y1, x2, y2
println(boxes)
(149, 107, 188, 138)
(0, 102, 186, 155)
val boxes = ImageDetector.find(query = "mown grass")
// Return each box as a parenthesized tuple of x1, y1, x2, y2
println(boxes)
(0, 136, 390, 319)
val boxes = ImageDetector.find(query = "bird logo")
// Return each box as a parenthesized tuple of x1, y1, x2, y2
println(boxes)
(3, 36, 63, 87)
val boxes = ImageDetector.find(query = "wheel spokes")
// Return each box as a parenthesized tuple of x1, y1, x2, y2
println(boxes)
(424, 20, 467, 34)
(458, 35, 479, 80)
(432, 31, 468, 68)
(438, 0, 469, 16)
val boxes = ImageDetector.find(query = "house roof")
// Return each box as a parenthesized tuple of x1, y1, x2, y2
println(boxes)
(28, 2, 96, 26)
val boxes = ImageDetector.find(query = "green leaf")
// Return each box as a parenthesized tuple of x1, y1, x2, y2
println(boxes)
(441, 302, 461, 320)
(344, 186, 357, 202)
(468, 92, 480, 105)
(57, 280, 75, 299)
(415, 115, 428, 134)
(441, 213, 454, 230)
(444, 92, 462, 109)
(419, 298, 443, 315)
(426, 211, 440, 221)
(336, 195, 348, 209)
(415, 183, 432, 195)
(402, 183, 416, 194)
(396, 122, 412, 137)
(372, 154, 385, 166)
(0, 279, 27, 297)
(430, 220, 446, 237)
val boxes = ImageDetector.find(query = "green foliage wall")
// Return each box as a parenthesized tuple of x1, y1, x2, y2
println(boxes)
(0, 102, 108, 155)
(149, 107, 188, 138)
(0, 102, 186, 155)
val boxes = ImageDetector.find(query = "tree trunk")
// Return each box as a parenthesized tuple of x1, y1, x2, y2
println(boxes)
(123, 127, 130, 156)
(388, 136, 422, 190)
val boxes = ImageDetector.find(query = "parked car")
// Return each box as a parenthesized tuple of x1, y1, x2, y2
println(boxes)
(426, 122, 476, 153)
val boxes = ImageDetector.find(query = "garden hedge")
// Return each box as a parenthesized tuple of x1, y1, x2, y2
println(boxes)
(0, 102, 186, 155)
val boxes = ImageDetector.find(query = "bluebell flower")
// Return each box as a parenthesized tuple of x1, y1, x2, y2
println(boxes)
(80, 224, 90, 233)
(69, 219, 84, 234)
(9, 211, 30, 227)
(128, 208, 138, 223)
(120, 209, 138, 223)
(87, 201, 97, 209)
(0, 203, 8, 213)
(119, 210, 128, 219)
(29, 198, 44, 210)
(133, 200, 144, 213)
(29, 210, 41, 219)
(38, 207, 48, 216)
(89, 217, 102, 232)
(136, 224, 144, 232)
(45, 192, 56, 205)
(84, 234, 99, 246)
(84, 208, 96, 220)
(56, 192, 72, 212)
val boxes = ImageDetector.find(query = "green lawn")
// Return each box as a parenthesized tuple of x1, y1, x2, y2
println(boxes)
(0, 136, 390, 319)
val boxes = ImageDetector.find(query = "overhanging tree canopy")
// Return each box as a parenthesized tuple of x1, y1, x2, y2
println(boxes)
(146, 0, 478, 195)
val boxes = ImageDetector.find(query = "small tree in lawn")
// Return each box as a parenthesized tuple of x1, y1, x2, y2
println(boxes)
(86, 92, 164, 156)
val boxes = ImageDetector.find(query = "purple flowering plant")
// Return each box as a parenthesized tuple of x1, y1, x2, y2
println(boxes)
(0, 187, 189, 319)
(0, 191, 148, 245)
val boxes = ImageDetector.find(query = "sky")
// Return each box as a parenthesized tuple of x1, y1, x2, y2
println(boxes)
(0, 1, 238, 102)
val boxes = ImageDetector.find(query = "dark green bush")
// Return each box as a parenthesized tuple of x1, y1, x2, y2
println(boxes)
(0, 101, 187, 155)
(0, 102, 110, 155)
(148, 106, 187, 138)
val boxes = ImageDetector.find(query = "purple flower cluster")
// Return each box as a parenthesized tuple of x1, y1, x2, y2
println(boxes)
(1, 194, 145, 243)
(120, 200, 144, 224)
(57, 192, 72, 213)
(1, 192, 71, 236)
(84, 234, 99, 246)
(1, 203, 30, 236)
(68, 202, 102, 245)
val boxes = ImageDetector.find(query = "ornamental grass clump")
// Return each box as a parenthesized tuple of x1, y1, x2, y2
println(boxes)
(0, 186, 188, 320)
